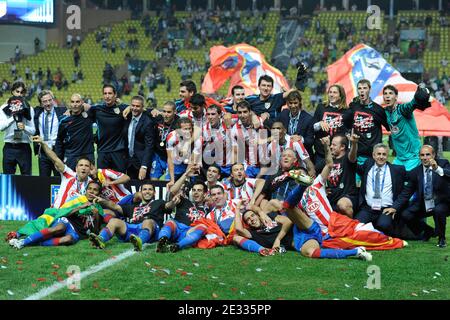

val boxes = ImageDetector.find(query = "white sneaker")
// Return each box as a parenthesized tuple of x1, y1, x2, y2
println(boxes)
(13, 239, 25, 250)
(403, 240, 409, 247)
(8, 238, 18, 247)
(356, 247, 372, 262)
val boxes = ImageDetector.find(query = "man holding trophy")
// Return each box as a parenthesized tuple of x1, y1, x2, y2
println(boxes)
(0, 81, 36, 175)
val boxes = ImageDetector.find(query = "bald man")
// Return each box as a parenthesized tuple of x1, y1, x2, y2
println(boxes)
(400, 145, 450, 248)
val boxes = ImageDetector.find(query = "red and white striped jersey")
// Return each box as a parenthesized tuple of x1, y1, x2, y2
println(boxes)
(179, 108, 207, 129)
(166, 130, 203, 165)
(221, 178, 257, 201)
(53, 166, 92, 208)
(203, 120, 233, 167)
(230, 119, 264, 167)
(268, 134, 310, 166)
(206, 200, 237, 234)
(298, 174, 332, 234)
(97, 169, 131, 203)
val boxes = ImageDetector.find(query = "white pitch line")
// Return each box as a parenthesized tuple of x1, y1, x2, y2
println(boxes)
(25, 248, 138, 300)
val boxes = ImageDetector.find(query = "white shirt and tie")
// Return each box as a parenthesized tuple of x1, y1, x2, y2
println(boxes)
(365, 164, 393, 209)
(38, 107, 59, 149)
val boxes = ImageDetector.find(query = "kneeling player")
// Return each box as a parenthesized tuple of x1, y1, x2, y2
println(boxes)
(234, 202, 372, 261)
(9, 181, 104, 249)
(89, 183, 171, 251)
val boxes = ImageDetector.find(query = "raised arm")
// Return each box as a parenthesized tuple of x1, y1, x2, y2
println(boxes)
(320, 136, 333, 180)
(32, 135, 65, 173)
(347, 129, 360, 163)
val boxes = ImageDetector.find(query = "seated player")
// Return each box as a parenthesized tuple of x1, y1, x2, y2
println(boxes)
(282, 137, 406, 251)
(233, 201, 373, 261)
(92, 166, 131, 203)
(221, 163, 264, 201)
(9, 180, 104, 249)
(88, 183, 172, 251)
(156, 166, 209, 253)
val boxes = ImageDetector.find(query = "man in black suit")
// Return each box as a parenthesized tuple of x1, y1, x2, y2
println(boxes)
(33, 90, 66, 176)
(355, 143, 409, 236)
(126, 96, 155, 180)
(400, 145, 450, 248)
(276, 90, 314, 158)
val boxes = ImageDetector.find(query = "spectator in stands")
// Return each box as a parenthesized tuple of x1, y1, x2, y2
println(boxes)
(0, 81, 35, 175)
(33, 90, 66, 176)
(34, 37, 41, 54)
(67, 34, 73, 48)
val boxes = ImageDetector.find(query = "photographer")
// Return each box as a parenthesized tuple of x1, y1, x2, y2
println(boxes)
(0, 81, 36, 175)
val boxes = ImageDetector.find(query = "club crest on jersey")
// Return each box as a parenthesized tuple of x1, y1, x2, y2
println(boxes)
(114, 107, 120, 114)
(264, 102, 271, 109)
(82, 111, 88, 118)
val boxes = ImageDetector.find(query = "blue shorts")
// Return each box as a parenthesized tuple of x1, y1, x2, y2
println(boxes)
(166, 220, 191, 242)
(245, 165, 260, 178)
(118, 222, 160, 242)
(150, 153, 169, 179)
(51, 217, 80, 244)
(292, 221, 323, 252)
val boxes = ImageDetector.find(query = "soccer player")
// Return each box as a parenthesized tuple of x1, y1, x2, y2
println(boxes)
(179, 93, 207, 129)
(86, 84, 129, 172)
(89, 183, 171, 251)
(156, 167, 209, 253)
(233, 202, 373, 261)
(32, 135, 92, 208)
(55, 93, 95, 171)
(204, 164, 226, 209)
(312, 84, 353, 172)
(222, 163, 263, 201)
(151, 101, 179, 180)
(224, 85, 246, 114)
(326, 132, 359, 218)
(382, 84, 431, 171)
(166, 117, 203, 190)
(206, 185, 238, 238)
(230, 101, 265, 178)
(349, 79, 390, 167)
(92, 167, 131, 204)
(9, 180, 104, 249)
(267, 121, 315, 177)
(176, 80, 197, 113)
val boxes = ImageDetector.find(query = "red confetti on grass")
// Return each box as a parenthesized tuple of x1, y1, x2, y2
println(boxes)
(57, 277, 64, 283)
(184, 285, 192, 292)
(17, 267, 23, 271)
(52, 264, 60, 269)
(207, 265, 214, 269)
(180, 271, 188, 276)
(111, 256, 117, 260)
(51, 271, 58, 276)
(37, 278, 47, 282)
(260, 281, 268, 286)
(93, 282, 99, 289)
(16, 260, 23, 265)
(231, 287, 238, 292)
(276, 297, 285, 300)
(31, 284, 36, 288)
(317, 288, 329, 295)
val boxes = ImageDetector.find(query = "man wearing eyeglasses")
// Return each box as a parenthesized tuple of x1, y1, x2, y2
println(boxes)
(0, 81, 36, 175)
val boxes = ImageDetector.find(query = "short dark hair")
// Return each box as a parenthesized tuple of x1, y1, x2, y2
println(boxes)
(76, 156, 92, 166)
(231, 85, 245, 95)
(210, 184, 225, 194)
(11, 81, 27, 95)
(87, 179, 102, 189)
(163, 101, 176, 111)
(357, 79, 371, 89)
(131, 95, 145, 106)
(180, 80, 197, 94)
(103, 84, 117, 94)
(332, 134, 348, 149)
(207, 104, 222, 115)
(176, 117, 194, 129)
(236, 100, 251, 112)
(140, 182, 155, 191)
(192, 181, 207, 192)
(383, 85, 398, 95)
(231, 162, 245, 171)
(190, 93, 206, 107)
(258, 75, 274, 86)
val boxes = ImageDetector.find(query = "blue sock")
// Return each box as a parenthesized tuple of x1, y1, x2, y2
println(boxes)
(158, 224, 174, 240)
(238, 239, 264, 253)
(177, 227, 206, 249)
(99, 228, 113, 242)
(138, 228, 151, 244)
(23, 229, 52, 246)
(284, 185, 307, 208)
(312, 248, 358, 259)
(41, 238, 62, 246)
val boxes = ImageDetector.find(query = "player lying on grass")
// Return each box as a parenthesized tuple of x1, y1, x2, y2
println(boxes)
(88, 183, 174, 251)
(233, 200, 372, 261)
(282, 136, 406, 251)
(8, 180, 105, 249)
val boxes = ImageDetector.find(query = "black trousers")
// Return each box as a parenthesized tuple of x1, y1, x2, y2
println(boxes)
(401, 202, 449, 239)
(2, 143, 32, 175)
(38, 149, 59, 176)
(97, 150, 128, 173)
(355, 205, 395, 236)
(66, 153, 95, 171)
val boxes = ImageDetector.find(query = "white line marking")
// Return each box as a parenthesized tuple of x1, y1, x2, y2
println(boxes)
(24, 244, 151, 300)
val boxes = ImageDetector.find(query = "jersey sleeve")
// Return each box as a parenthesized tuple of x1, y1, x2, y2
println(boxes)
(294, 141, 310, 160)
(101, 168, 124, 180)
(166, 131, 177, 151)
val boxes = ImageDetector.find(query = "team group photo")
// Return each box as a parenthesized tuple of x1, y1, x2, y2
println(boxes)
(0, 0, 449, 302)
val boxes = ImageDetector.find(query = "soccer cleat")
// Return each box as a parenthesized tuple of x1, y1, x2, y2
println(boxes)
(288, 170, 314, 186)
(156, 236, 170, 253)
(166, 243, 180, 253)
(273, 246, 287, 254)
(89, 233, 105, 249)
(356, 247, 372, 262)
(5, 231, 18, 242)
(259, 248, 276, 257)
(130, 234, 143, 252)
(13, 239, 25, 250)
(437, 238, 447, 248)
(8, 238, 19, 247)
(403, 240, 409, 247)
